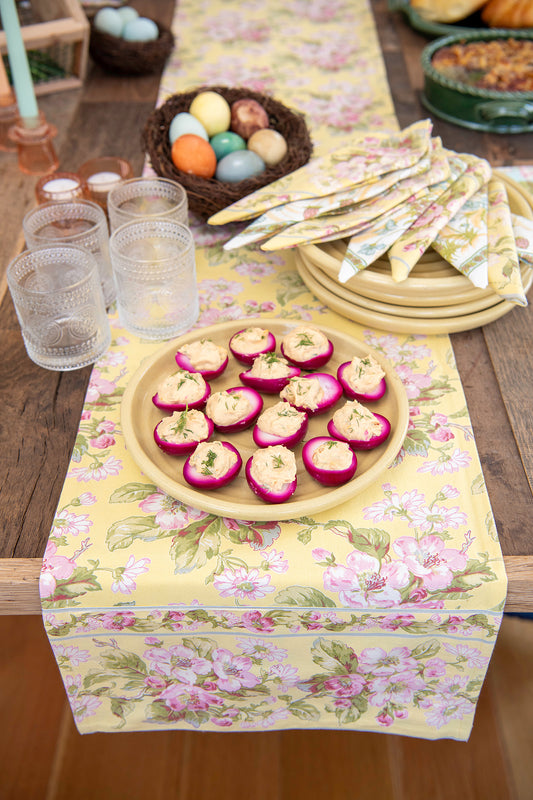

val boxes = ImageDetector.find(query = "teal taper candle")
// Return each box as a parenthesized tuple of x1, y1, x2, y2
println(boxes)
(0, 0, 38, 121)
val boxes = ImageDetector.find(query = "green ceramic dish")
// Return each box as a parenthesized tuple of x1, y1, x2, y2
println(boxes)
(388, 0, 487, 37)
(421, 30, 533, 134)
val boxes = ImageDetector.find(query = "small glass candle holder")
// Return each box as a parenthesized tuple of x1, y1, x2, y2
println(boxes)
(0, 97, 18, 152)
(35, 171, 85, 204)
(9, 111, 59, 175)
(78, 156, 134, 214)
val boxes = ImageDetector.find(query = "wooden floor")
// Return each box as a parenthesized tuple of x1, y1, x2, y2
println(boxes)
(1, 614, 532, 799)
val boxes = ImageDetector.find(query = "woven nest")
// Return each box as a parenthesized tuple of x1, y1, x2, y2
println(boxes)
(142, 86, 313, 218)
(89, 21, 174, 75)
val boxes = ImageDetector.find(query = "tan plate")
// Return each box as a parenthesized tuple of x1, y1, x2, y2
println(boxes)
(305, 259, 506, 319)
(298, 172, 533, 308)
(121, 320, 409, 522)
(294, 251, 532, 335)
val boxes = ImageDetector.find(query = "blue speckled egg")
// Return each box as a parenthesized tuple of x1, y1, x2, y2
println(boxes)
(116, 6, 139, 26)
(122, 17, 159, 42)
(216, 150, 266, 183)
(169, 113, 208, 145)
(210, 131, 246, 161)
(94, 7, 123, 37)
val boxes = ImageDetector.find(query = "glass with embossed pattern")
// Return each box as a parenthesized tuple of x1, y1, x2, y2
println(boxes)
(7, 245, 111, 371)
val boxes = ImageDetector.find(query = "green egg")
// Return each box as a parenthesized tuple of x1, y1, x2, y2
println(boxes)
(210, 131, 246, 161)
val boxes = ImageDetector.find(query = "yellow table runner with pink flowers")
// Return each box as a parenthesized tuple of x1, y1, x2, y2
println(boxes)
(40, 0, 510, 740)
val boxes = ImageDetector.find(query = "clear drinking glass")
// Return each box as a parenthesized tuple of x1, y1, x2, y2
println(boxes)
(109, 219, 199, 340)
(107, 176, 188, 233)
(22, 199, 115, 307)
(7, 245, 111, 371)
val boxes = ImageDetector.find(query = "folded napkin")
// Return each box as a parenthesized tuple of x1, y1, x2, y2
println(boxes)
(511, 212, 533, 266)
(388, 155, 492, 282)
(208, 119, 433, 225)
(432, 185, 489, 289)
(337, 156, 468, 282)
(487, 178, 527, 306)
(259, 140, 451, 251)
(223, 144, 439, 251)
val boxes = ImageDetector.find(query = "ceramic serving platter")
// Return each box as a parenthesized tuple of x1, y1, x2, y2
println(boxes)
(304, 258, 507, 319)
(297, 172, 533, 310)
(121, 319, 409, 522)
(294, 251, 532, 335)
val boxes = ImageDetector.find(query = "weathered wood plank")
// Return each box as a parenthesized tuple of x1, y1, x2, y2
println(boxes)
(3, 556, 532, 615)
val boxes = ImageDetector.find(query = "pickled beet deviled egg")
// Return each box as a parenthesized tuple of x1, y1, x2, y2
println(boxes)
(280, 325, 333, 369)
(337, 353, 386, 402)
(302, 437, 357, 486)
(154, 408, 215, 455)
(239, 351, 300, 394)
(152, 369, 210, 411)
(327, 399, 391, 451)
(175, 337, 229, 380)
(280, 373, 342, 416)
(245, 444, 297, 503)
(229, 326, 276, 365)
(253, 401, 308, 448)
(204, 387, 263, 433)
(183, 440, 242, 489)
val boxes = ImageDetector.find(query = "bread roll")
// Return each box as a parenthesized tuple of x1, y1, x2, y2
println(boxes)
(482, 0, 533, 28)
(409, 0, 486, 23)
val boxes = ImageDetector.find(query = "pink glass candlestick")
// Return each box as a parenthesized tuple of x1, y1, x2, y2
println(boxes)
(9, 111, 59, 175)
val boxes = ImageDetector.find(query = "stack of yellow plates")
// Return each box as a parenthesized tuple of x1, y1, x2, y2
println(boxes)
(294, 173, 533, 334)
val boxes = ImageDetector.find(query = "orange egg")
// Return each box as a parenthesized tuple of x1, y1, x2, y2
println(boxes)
(171, 134, 217, 179)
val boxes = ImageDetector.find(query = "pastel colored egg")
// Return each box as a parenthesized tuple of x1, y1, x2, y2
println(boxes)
(116, 6, 139, 25)
(210, 131, 246, 161)
(94, 7, 123, 37)
(169, 112, 208, 145)
(122, 17, 159, 42)
(171, 134, 217, 178)
(189, 92, 231, 138)
(216, 150, 266, 183)
(247, 128, 288, 167)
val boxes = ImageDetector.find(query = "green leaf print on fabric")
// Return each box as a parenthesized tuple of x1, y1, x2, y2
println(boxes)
(274, 586, 337, 607)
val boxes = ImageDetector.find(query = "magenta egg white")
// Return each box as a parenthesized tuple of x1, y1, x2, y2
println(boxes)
(283, 372, 343, 416)
(252, 409, 308, 448)
(337, 361, 387, 402)
(174, 349, 229, 380)
(228, 329, 277, 365)
(152, 381, 211, 412)
(245, 457, 297, 504)
(302, 437, 358, 486)
(204, 386, 264, 433)
(153, 414, 215, 455)
(183, 442, 242, 489)
(327, 413, 391, 451)
(239, 364, 301, 394)
(280, 336, 333, 369)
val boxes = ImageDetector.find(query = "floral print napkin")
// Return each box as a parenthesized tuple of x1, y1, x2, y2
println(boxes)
(431, 186, 489, 289)
(208, 119, 433, 225)
(388, 155, 492, 282)
(223, 144, 438, 251)
(487, 178, 527, 306)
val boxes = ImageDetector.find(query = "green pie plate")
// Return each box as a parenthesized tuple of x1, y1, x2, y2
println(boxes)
(420, 30, 533, 134)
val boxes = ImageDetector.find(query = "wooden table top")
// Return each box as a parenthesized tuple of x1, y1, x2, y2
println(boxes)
(0, 0, 531, 613)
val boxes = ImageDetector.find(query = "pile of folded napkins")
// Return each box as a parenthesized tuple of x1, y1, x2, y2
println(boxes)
(208, 119, 533, 306)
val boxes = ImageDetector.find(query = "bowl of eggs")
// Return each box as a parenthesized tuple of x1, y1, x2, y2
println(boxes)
(142, 86, 313, 218)
(89, 4, 174, 75)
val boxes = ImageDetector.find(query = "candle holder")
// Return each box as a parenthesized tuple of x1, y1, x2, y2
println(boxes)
(9, 111, 59, 175)
(35, 171, 85, 204)
(78, 156, 134, 214)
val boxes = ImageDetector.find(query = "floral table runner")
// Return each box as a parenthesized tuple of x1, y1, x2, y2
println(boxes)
(40, 0, 508, 740)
